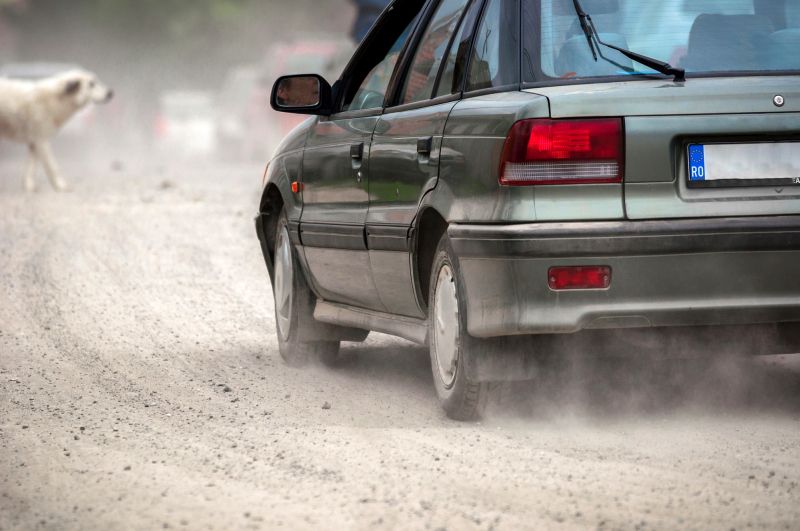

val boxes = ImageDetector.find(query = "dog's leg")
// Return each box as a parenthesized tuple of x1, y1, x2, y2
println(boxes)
(36, 141, 69, 192)
(23, 144, 38, 193)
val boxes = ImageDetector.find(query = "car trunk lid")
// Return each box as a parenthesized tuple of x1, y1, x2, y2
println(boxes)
(526, 76, 800, 220)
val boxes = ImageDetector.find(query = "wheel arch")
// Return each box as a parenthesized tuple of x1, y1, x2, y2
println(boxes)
(257, 148, 305, 278)
(258, 183, 285, 283)
(413, 206, 449, 311)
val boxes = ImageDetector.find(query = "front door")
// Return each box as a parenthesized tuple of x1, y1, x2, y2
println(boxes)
(367, 0, 481, 317)
(299, 1, 426, 311)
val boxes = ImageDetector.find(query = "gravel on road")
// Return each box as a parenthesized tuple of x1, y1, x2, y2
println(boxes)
(1, 156, 799, 530)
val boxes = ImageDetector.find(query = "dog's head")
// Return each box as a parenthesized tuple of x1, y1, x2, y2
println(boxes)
(59, 70, 114, 106)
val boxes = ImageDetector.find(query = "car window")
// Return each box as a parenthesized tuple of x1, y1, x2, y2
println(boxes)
(342, 5, 423, 112)
(527, 0, 798, 81)
(466, 0, 520, 91)
(400, 0, 471, 105)
(435, 0, 483, 97)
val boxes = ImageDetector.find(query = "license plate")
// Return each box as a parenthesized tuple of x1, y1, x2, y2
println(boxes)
(687, 142, 800, 188)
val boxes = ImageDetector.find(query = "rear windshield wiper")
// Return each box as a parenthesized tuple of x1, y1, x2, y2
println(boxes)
(572, 0, 686, 82)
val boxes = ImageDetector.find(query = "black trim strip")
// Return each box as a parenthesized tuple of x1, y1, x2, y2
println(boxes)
(328, 108, 384, 120)
(383, 93, 461, 114)
(288, 220, 302, 246)
(300, 223, 366, 250)
(461, 82, 521, 100)
(367, 224, 411, 252)
(449, 216, 800, 258)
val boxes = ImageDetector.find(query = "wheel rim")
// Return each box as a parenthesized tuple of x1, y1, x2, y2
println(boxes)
(432, 263, 459, 389)
(274, 225, 293, 342)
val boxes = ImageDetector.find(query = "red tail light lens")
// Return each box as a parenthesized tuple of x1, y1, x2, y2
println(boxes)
(500, 118, 623, 186)
(548, 266, 612, 291)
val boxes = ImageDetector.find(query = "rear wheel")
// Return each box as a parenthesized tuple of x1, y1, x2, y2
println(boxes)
(428, 234, 489, 421)
(273, 210, 339, 366)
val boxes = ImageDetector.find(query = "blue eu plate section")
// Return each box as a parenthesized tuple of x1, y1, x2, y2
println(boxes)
(686, 141, 800, 189)
(688, 144, 706, 182)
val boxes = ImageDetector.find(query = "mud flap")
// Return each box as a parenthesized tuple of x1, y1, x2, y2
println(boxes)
(462, 336, 541, 383)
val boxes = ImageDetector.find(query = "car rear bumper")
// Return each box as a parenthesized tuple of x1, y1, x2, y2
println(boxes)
(448, 216, 800, 340)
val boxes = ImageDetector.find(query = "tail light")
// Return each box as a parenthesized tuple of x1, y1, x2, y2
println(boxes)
(548, 266, 612, 291)
(499, 118, 623, 186)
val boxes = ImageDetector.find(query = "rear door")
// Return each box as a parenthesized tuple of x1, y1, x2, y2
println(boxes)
(367, 0, 481, 317)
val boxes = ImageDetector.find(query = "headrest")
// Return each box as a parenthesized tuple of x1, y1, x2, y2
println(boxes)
(684, 14, 774, 71)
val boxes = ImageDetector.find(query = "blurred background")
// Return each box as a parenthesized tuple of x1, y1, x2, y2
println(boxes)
(0, 0, 390, 163)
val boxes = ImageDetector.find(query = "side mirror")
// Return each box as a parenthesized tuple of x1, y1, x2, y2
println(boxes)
(270, 74, 333, 116)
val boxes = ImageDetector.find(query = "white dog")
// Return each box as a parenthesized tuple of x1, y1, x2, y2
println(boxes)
(0, 69, 113, 191)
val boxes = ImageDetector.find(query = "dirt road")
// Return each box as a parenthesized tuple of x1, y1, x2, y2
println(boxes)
(1, 155, 799, 530)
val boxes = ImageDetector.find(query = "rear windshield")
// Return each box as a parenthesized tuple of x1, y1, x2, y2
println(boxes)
(524, 0, 800, 82)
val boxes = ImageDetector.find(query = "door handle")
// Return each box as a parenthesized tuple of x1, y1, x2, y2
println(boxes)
(350, 143, 364, 160)
(417, 137, 433, 156)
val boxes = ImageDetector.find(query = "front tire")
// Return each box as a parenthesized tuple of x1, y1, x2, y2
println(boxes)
(428, 234, 489, 421)
(273, 210, 340, 366)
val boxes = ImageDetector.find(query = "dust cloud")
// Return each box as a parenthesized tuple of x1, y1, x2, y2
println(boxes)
(485, 351, 800, 422)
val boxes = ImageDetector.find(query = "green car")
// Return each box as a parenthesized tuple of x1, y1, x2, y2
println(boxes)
(256, 0, 800, 419)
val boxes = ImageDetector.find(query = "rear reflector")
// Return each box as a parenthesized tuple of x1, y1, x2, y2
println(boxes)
(548, 266, 612, 291)
(500, 118, 623, 186)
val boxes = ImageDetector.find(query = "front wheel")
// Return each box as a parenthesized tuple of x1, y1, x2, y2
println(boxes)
(428, 234, 489, 421)
(273, 210, 340, 366)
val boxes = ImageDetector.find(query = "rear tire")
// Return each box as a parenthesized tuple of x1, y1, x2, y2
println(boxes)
(428, 234, 489, 421)
(273, 209, 340, 366)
